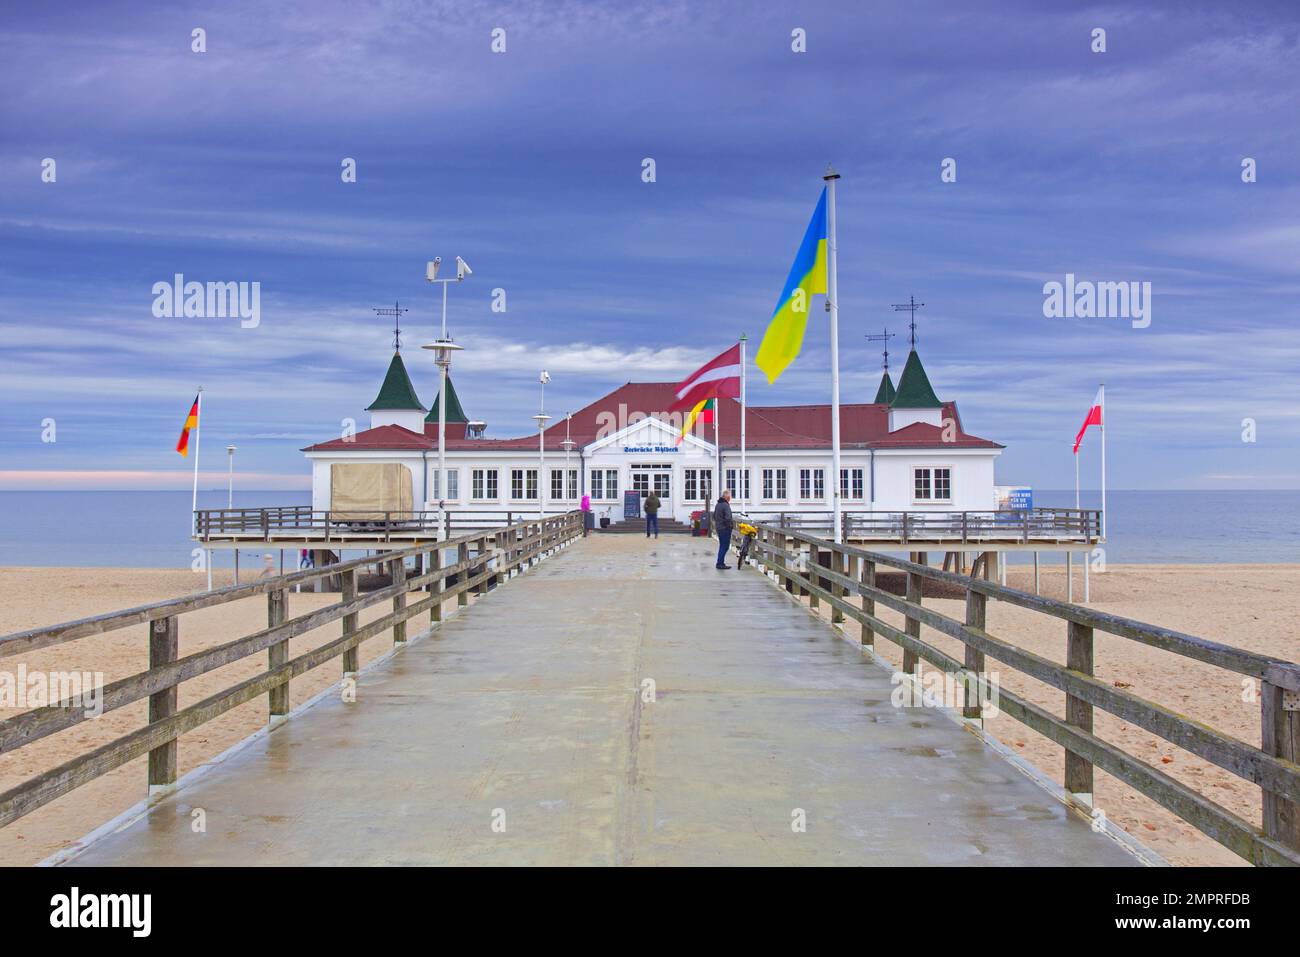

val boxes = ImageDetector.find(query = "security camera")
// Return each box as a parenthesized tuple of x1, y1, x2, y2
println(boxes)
(426, 257, 441, 281)
(539, 370, 551, 384)
(456, 256, 472, 280)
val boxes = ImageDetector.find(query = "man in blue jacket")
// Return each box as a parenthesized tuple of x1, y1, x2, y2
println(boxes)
(713, 489, 734, 569)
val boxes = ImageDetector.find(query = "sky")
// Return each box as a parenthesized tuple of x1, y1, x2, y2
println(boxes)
(1, 0, 1298, 491)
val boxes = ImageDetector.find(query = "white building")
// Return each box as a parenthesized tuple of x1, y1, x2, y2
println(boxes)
(302, 345, 1005, 526)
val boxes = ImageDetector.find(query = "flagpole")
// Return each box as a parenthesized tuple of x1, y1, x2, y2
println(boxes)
(824, 164, 843, 544)
(1074, 445, 1079, 510)
(740, 333, 747, 506)
(1100, 382, 1107, 540)
(191, 386, 203, 535)
(714, 395, 721, 503)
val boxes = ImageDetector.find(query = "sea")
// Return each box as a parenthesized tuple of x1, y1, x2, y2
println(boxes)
(0, 489, 1294, 568)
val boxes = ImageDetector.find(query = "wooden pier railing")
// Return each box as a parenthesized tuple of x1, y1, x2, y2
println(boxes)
(0, 511, 584, 830)
(735, 507, 1101, 544)
(748, 523, 1300, 866)
(194, 506, 580, 542)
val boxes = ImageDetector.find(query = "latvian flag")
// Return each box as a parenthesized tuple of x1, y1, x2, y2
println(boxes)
(669, 343, 742, 413)
(1073, 386, 1103, 454)
(176, 394, 200, 457)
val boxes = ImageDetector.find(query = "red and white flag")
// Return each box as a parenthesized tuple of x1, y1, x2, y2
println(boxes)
(1073, 385, 1104, 454)
(669, 343, 741, 413)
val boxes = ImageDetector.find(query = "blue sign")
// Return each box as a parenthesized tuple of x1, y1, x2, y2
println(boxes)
(622, 445, 678, 453)
(623, 490, 642, 519)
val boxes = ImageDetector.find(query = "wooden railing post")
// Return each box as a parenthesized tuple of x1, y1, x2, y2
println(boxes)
(861, 558, 875, 649)
(476, 536, 489, 595)
(806, 544, 818, 609)
(390, 555, 407, 644)
(962, 587, 986, 720)
(341, 567, 359, 675)
(1262, 665, 1300, 852)
(1065, 620, 1095, 796)
(830, 549, 844, 624)
(267, 589, 289, 718)
(903, 568, 921, 675)
(148, 615, 179, 791)
(457, 540, 470, 607)
(430, 545, 443, 625)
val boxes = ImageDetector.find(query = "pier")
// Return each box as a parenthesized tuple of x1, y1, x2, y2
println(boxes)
(1, 513, 1296, 866)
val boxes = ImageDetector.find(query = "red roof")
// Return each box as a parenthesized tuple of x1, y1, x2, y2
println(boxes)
(304, 382, 1002, 453)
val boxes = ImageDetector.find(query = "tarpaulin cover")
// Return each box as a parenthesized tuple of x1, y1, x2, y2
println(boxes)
(329, 463, 413, 519)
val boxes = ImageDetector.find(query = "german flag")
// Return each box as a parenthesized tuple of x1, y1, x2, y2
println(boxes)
(176, 394, 199, 457)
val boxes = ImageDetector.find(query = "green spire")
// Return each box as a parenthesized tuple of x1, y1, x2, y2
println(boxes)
(424, 374, 469, 424)
(890, 350, 942, 408)
(366, 353, 425, 411)
(873, 371, 896, 404)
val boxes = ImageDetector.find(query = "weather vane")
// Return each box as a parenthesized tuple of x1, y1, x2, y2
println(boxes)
(865, 327, 896, 373)
(373, 301, 409, 352)
(891, 296, 925, 348)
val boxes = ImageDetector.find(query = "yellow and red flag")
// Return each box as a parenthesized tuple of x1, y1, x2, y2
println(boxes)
(675, 397, 715, 446)
(176, 394, 200, 457)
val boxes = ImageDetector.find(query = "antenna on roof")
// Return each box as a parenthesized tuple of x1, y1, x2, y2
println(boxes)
(891, 296, 925, 349)
(865, 327, 896, 373)
(373, 301, 409, 352)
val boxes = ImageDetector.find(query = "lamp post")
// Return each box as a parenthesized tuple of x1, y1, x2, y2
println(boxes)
(421, 256, 471, 538)
(560, 413, 576, 504)
(226, 445, 236, 509)
(533, 371, 551, 520)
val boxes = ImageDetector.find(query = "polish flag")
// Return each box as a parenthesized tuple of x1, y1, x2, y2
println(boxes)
(669, 343, 742, 413)
(1073, 386, 1104, 454)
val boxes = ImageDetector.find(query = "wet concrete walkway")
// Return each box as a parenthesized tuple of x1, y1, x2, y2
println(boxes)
(62, 534, 1138, 866)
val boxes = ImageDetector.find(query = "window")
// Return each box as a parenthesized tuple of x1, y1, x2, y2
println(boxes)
(799, 468, 825, 500)
(472, 468, 498, 500)
(549, 469, 578, 500)
(725, 468, 750, 500)
(591, 469, 619, 500)
(511, 468, 539, 500)
(840, 468, 864, 500)
(913, 467, 952, 502)
(762, 468, 787, 500)
(431, 468, 459, 500)
(684, 468, 712, 501)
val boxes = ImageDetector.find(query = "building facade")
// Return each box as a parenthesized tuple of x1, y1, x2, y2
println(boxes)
(303, 347, 1005, 524)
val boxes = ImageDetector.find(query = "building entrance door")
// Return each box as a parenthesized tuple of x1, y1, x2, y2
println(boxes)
(631, 464, 672, 517)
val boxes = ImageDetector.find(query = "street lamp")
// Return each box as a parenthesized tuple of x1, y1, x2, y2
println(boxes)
(560, 412, 576, 502)
(226, 445, 237, 509)
(421, 256, 472, 537)
(533, 371, 551, 520)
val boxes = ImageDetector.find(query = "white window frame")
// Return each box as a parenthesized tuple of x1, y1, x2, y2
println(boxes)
(725, 467, 750, 500)
(512, 468, 539, 501)
(912, 466, 953, 504)
(840, 467, 864, 501)
(472, 468, 498, 501)
(762, 467, 787, 501)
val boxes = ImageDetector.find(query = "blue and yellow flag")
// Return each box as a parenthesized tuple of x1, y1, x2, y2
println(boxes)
(755, 188, 828, 383)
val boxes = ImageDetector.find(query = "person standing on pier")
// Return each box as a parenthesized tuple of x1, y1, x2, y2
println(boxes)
(713, 489, 734, 569)
(644, 489, 661, 538)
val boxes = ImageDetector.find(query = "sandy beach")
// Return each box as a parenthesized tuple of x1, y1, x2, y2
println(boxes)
(1, 559, 1297, 867)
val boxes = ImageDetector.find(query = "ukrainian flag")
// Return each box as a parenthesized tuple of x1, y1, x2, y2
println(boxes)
(755, 188, 828, 383)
